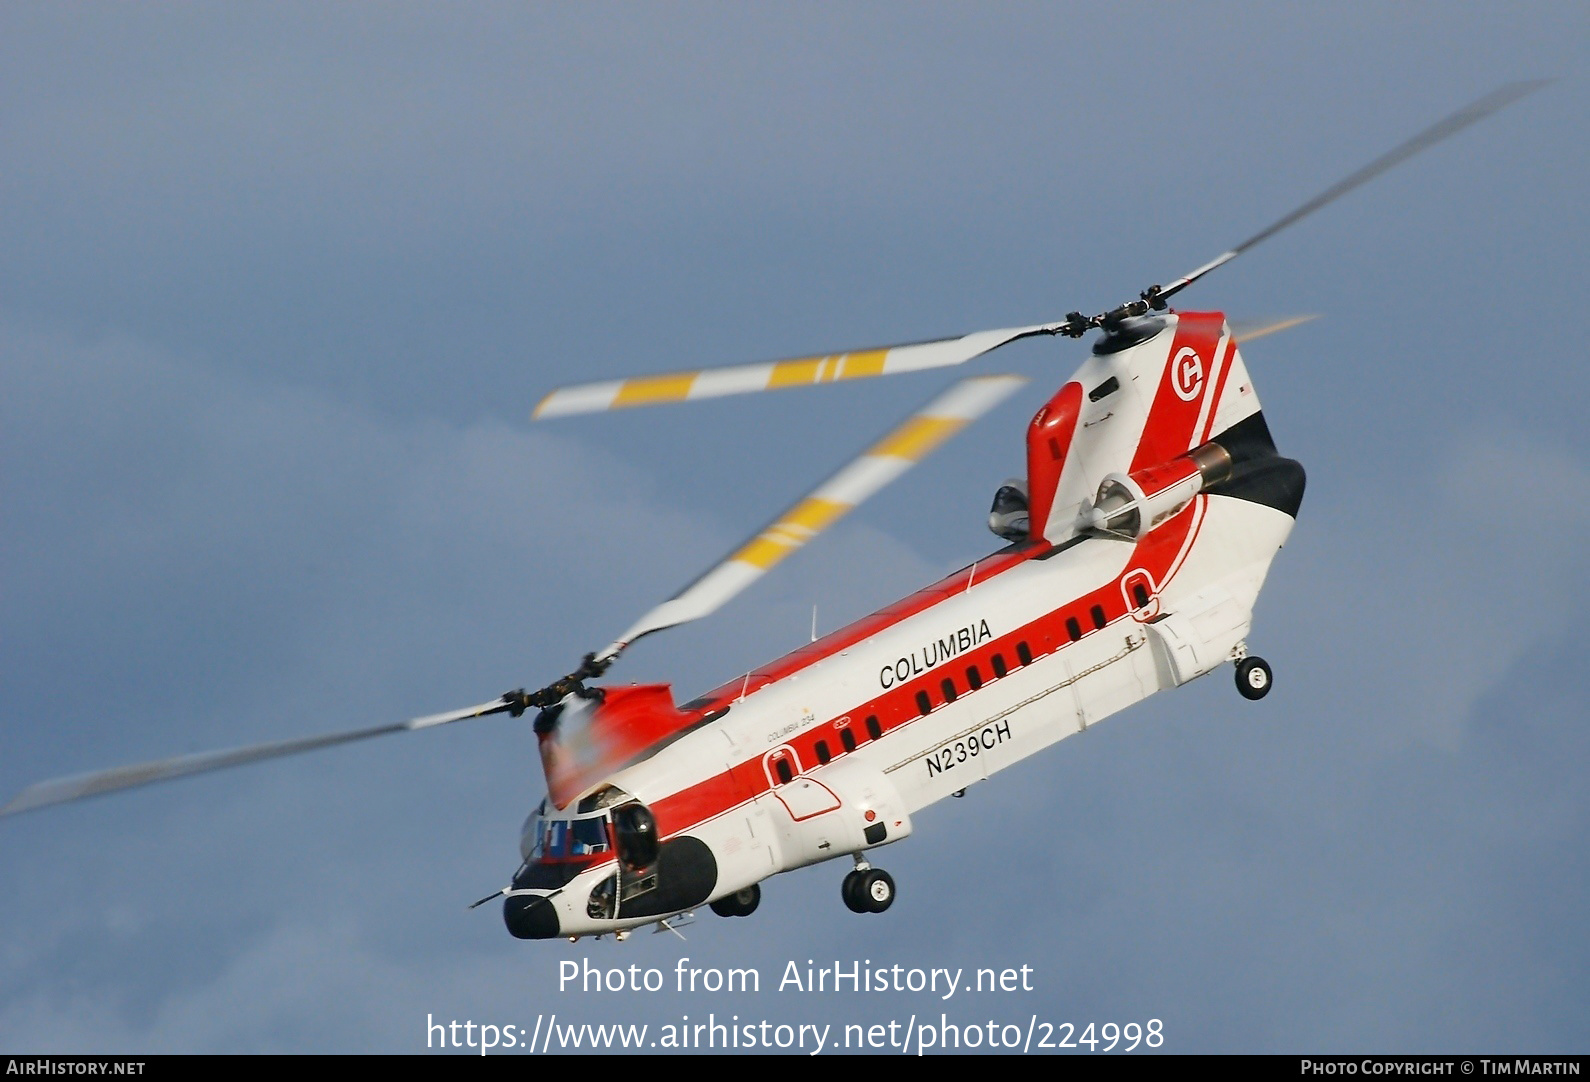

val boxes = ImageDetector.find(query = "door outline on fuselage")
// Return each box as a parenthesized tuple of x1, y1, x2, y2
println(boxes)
(763, 744, 843, 821)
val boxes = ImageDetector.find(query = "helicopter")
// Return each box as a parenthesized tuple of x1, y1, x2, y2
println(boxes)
(1, 81, 1547, 944)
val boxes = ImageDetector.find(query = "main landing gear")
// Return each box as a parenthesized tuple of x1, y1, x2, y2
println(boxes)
(1235, 655, 1273, 701)
(709, 883, 760, 918)
(842, 854, 895, 914)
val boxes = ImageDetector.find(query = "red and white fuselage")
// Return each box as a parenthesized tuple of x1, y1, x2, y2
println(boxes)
(505, 312, 1304, 940)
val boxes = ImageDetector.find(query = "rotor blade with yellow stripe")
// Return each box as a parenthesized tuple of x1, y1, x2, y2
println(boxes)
(595, 374, 1028, 662)
(533, 324, 1060, 420)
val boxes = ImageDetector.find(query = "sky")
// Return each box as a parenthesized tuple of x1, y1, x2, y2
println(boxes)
(1, 2, 1587, 1055)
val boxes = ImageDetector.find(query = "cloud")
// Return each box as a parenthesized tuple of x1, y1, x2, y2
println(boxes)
(0, 317, 951, 1052)
(1, 4, 1585, 1052)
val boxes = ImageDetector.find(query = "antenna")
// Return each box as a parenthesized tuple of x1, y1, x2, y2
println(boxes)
(810, 605, 818, 643)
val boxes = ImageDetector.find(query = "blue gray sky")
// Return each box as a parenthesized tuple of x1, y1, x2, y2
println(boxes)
(2, 3, 1587, 1054)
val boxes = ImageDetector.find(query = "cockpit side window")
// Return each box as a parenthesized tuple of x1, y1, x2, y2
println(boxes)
(572, 816, 608, 850)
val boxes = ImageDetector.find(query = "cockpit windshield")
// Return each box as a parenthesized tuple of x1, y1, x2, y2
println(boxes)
(523, 800, 613, 862)
(521, 786, 638, 863)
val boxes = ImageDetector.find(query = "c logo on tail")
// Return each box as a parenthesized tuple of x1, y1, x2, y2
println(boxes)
(1172, 347, 1205, 402)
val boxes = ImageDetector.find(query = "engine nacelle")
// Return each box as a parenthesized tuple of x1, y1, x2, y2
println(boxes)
(987, 477, 1030, 541)
(1079, 443, 1232, 540)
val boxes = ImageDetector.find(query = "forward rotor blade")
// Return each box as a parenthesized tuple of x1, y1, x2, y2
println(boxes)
(596, 373, 1028, 661)
(0, 697, 516, 817)
(533, 325, 1058, 419)
(1156, 80, 1551, 303)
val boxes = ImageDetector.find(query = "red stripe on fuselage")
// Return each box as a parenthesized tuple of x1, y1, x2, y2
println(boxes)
(650, 504, 1210, 840)
(686, 545, 1038, 713)
(650, 316, 1231, 841)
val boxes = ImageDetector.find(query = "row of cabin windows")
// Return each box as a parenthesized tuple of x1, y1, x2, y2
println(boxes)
(788, 714, 884, 780)
(776, 600, 1133, 779)
(781, 603, 1118, 773)
(784, 601, 1131, 774)
(1065, 605, 1110, 643)
(914, 640, 1035, 717)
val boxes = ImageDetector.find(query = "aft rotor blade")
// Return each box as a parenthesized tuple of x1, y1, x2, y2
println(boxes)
(1155, 80, 1551, 303)
(596, 373, 1028, 662)
(532, 325, 1059, 419)
(0, 697, 517, 817)
(1227, 314, 1319, 343)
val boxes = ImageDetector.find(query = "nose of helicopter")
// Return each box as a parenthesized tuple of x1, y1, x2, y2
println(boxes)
(503, 891, 561, 940)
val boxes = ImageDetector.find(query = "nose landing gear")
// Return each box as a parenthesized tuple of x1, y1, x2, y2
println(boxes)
(841, 855, 895, 914)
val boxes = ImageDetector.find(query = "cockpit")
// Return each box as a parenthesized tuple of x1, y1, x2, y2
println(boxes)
(523, 802, 613, 861)
(519, 783, 634, 863)
(513, 784, 662, 895)
(506, 783, 714, 939)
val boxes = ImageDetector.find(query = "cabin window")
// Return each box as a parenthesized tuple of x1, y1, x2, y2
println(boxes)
(966, 665, 983, 690)
(1017, 641, 1033, 666)
(941, 678, 958, 703)
(815, 739, 831, 765)
(1132, 582, 1151, 608)
(840, 727, 857, 752)
(915, 691, 932, 716)
(775, 758, 793, 784)
(1090, 604, 1107, 630)
(866, 715, 882, 740)
(992, 653, 1007, 678)
(1066, 617, 1082, 642)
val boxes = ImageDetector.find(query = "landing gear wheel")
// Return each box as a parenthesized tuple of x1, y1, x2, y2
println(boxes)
(1236, 656, 1273, 701)
(710, 884, 761, 918)
(856, 869, 895, 913)
(841, 870, 868, 913)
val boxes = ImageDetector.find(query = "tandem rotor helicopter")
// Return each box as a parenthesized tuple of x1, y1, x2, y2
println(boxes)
(3, 83, 1547, 942)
